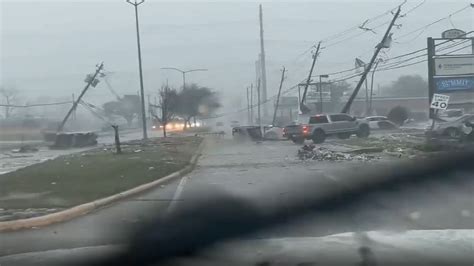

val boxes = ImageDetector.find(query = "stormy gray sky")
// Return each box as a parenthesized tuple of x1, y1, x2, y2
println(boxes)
(0, 0, 472, 109)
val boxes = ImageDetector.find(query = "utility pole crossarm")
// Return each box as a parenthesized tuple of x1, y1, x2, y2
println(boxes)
(341, 6, 401, 114)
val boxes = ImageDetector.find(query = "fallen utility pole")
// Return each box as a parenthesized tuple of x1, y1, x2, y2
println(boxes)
(300, 42, 321, 114)
(57, 62, 104, 132)
(272, 66, 286, 126)
(342, 6, 401, 113)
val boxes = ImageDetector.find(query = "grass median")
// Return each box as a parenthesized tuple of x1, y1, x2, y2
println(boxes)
(0, 136, 202, 209)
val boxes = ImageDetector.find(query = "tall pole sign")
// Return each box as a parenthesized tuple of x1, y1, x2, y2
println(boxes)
(427, 30, 474, 119)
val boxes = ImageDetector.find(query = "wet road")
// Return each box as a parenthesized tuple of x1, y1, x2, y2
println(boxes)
(1, 136, 473, 257)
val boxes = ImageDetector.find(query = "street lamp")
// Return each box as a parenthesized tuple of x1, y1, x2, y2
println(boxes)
(126, 0, 147, 140)
(319, 74, 329, 113)
(160, 67, 208, 89)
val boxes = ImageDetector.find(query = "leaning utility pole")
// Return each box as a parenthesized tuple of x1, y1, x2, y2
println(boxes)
(58, 62, 104, 132)
(300, 42, 322, 114)
(272, 66, 286, 126)
(342, 6, 401, 113)
(259, 4, 268, 118)
(127, 0, 148, 139)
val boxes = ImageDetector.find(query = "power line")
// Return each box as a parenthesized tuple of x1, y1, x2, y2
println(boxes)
(319, 33, 472, 78)
(79, 100, 112, 125)
(438, 43, 473, 55)
(292, 1, 408, 62)
(400, 0, 426, 17)
(0, 101, 72, 108)
(322, 21, 391, 49)
(379, 39, 471, 69)
(394, 4, 471, 42)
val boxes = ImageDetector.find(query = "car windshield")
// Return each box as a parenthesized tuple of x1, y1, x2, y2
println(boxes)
(1, 1, 473, 265)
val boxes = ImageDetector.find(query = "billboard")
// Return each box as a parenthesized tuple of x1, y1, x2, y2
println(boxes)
(434, 56, 474, 76)
(434, 76, 474, 93)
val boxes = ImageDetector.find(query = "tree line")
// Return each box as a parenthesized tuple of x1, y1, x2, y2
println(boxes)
(102, 83, 220, 137)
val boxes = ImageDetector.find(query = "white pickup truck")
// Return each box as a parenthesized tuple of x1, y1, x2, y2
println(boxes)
(283, 113, 370, 144)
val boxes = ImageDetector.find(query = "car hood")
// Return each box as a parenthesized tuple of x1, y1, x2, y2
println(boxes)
(1, 229, 473, 265)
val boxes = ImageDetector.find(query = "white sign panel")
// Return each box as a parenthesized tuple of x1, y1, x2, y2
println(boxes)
(430, 94, 450, 110)
(435, 56, 474, 76)
(442, 29, 466, 39)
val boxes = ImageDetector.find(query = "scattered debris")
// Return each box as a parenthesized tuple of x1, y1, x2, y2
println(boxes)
(134, 149, 143, 153)
(11, 145, 39, 153)
(148, 166, 155, 171)
(298, 144, 379, 161)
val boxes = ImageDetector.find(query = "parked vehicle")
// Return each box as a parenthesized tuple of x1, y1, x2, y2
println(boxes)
(232, 126, 262, 141)
(431, 114, 474, 138)
(365, 116, 398, 130)
(263, 126, 285, 140)
(284, 113, 370, 144)
(230, 120, 240, 128)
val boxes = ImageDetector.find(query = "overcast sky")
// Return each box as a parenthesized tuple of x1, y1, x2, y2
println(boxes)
(0, 0, 472, 109)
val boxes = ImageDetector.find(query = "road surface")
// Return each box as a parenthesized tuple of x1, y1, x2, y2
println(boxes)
(1, 136, 473, 258)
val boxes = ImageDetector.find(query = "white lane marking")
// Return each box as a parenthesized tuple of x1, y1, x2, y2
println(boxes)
(166, 176, 188, 214)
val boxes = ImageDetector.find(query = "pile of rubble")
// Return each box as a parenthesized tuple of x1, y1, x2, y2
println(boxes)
(297, 144, 379, 162)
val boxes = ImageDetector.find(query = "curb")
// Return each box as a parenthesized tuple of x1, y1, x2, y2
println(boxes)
(0, 138, 205, 232)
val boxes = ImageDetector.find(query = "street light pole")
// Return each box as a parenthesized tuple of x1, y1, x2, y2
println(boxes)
(127, 0, 147, 140)
(161, 67, 208, 89)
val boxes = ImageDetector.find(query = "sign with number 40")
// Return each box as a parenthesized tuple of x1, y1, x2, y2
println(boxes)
(430, 93, 450, 110)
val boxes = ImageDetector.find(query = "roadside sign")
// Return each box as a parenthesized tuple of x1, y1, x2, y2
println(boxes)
(434, 76, 474, 92)
(434, 56, 474, 76)
(442, 29, 466, 39)
(430, 94, 450, 110)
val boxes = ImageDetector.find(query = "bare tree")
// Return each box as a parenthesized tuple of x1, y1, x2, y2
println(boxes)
(151, 85, 178, 137)
(0, 87, 19, 119)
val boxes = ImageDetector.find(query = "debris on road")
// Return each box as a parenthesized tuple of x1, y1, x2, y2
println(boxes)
(297, 144, 380, 161)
